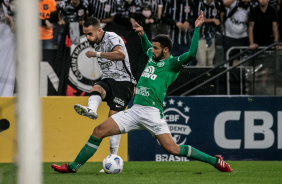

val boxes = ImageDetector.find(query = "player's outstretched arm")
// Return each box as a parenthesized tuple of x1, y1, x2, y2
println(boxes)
(133, 22, 152, 55)
(175, 11, 204, 70)
(188, 10, 204, 56)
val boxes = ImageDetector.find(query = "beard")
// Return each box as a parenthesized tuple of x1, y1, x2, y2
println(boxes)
(153, 51, 164, 61)
(87, 33, 99, 44)
(87, 39, 96, 44)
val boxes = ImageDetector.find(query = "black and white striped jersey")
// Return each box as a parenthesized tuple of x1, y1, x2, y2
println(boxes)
(115, 0, 129, 18)
(92, 31, 137, 84)
(58, 0, 88, 23)
(114, 0, 143, 26)
(88, 0, 116, 19)
(196, 0, 225, 39)
(163, 0, 195, 44)
(142, 0, 163, 16)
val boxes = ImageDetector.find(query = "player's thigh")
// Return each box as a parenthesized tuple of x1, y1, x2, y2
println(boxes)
(92, 117, 121, 139)
(111, 107, 143, 134)
(91, 84, 107, 99)
(139, 108, 170, 136)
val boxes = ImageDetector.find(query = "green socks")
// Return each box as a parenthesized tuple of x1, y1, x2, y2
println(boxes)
(69, 135, 102, 171)
(179, 144, 217, 166)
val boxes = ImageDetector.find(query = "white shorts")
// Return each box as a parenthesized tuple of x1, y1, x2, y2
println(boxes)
(111, 104, 170, 136)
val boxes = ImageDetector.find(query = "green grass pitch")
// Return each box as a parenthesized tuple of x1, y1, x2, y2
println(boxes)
(1, 161, 282, 184)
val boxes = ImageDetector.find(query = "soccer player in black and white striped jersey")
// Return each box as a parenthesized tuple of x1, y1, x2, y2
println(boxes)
(195, 0, 225, 66)
(162, 0, 195, 57)
(88, 0, 117, 24)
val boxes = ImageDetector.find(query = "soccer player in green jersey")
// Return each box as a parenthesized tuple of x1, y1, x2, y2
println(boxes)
(52, 10, 232, 173)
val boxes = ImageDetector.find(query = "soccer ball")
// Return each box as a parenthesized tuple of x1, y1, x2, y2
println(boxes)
(102, 154, 124, 174)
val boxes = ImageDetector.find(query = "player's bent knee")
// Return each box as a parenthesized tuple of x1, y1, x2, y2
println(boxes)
(91, 85, 103, 92)
(92, 125, 105, 139)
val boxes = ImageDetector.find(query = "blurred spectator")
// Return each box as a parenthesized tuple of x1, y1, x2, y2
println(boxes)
(142, 0, 163, 37)
(114, 0, 133, 28)
(113, 0, 143, 28)
(223, 0, 250, 66)
(58, 0, 87, 25)
(39, 0, 58, 49)
(195, 0, 225, 66)
(162, 0, 195, 58)
(134, 2, 158, 39)
(128, 0, 143, 27)
(0, 0, 15, 96)
(143, 0, 163, 19)
(57, 0, 88, 44)
(248, 0, 280, 93)
(248, 0, 279, 49)
(88, 0, 116, 27)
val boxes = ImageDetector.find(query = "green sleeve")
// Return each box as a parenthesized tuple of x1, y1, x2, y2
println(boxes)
(173, 27, 201, 70)
(140, 33, 153, 56)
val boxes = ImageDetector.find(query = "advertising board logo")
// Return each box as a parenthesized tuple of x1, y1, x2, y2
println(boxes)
(69, 36, 102, 92)
(163, 98, 191, 145)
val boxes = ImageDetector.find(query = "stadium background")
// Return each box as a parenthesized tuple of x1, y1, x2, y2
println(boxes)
(1, 96, 281, 163)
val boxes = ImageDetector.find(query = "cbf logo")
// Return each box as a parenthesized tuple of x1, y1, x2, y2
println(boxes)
(141, 66, 157, 80)
(163, 98, 191, 145)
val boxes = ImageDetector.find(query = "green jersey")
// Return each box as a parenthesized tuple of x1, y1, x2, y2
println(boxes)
(133, 27, 200, 117)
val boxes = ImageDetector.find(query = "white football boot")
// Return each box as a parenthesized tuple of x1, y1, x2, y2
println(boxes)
(74, 104, 98, 120)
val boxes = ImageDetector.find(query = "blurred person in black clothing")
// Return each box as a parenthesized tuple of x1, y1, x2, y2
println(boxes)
(248, 0, 280, 94)
(162, 0, 195, 59)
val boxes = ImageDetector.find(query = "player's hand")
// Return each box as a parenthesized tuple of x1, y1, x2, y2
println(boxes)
(133, 22, 144, 36)
(195, 10, 205, 28)
(85, 51, 96, 58)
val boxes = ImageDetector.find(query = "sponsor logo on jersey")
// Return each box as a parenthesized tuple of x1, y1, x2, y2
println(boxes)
(136, 86, 150, 97)
(157, 61, 165, 67)
(141, 66, 157, 80)
(99, 61, 113, 70)
(113, 97, 125, 106)
(148, 58, 156, 64)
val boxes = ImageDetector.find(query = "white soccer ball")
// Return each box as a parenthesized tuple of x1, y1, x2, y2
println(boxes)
(102, 154, 124, 174)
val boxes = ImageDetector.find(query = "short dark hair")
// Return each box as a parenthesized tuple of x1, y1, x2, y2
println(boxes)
(84, 17, 100, 28)
(152, 34, 173, 52)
